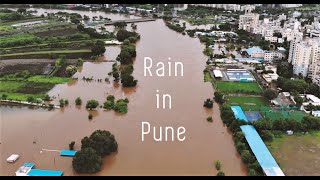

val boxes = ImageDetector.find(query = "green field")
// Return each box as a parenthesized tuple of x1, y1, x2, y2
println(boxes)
(0, 34, 37, 45)
(263, 111, 306, 122)
(27, 75, 70, 84)
(0, 92, 44, 101)
(0, 81, 26, 92)
(216, 81, 262, 94)
(0, 49, 91, 57)
(0, 76, 70, 101)
(226, 96, 268, 106)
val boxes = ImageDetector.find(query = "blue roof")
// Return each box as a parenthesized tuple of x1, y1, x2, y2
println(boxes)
(240, 125, 285, 176)
(27, 169, 63, 176)
(246, 47, 263, 56)
(231, 106, 248, 122)
(23, 163, 35, 167)
(60, 150, 77, 157)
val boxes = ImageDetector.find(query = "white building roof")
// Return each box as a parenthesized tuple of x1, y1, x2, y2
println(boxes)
(213, 70, 223, 78)
(306, 94, 320, 103)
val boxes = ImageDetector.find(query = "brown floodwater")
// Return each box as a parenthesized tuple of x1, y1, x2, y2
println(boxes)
(0, 8, 247, 176)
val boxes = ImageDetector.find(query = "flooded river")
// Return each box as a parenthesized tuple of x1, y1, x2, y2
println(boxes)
(0, 8, 246, 176)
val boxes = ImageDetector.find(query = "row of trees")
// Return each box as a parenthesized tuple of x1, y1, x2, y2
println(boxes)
(72, 130, 118, 173)
(165, 22, 186, 33)
(115, 30, 140, 87)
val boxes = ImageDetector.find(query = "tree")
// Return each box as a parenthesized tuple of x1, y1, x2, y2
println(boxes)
(207, 116, 213, 122)
(235, 142, 246, 154)
(81, 130, 118, 156)
(59, 99, 65, 107)
(117, 50, 132, 64)
(214, 92, 225, 104)
(263, 89, 278, 100)
(217, 171, 225, 176)
(113, 99, 128, 113)
(88, 114, 93, 120)
(43, 94, 51, 101)
(107, 95, 115, 102)
(71, 18, 80, 24)
(241, 150, 255, 164)
(121, 74, 137, 87)
(203, 98, 213, 108)
(215, 160, 221, 170)
(248, 169, 256, 176)
(1, 94, 8, 100)
(72, 147, 102, 173)
(66, 65, 78, 77)
(17, 8, 27, 14)
(104, 100, 114, 110)
(69, 141, 75, 150)
(294, 95, 303, 107)
(77, 58, 84, 67)
(113, 71, 120, 82)
(259, 130, 274, 142)
(116, 29, 139, 42)
(113, 21, 127, 29)
(75, 97, 82, 105)
(86, 100, 99, 109)
(27, 96, 35, 103)
(91, 41, 106, 56)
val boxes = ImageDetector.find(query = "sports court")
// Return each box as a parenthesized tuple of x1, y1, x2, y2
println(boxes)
(244, 111, 263, 122)
(225, 69, 255, 82)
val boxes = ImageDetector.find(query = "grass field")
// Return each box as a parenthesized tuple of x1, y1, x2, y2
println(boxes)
(263, 111, 306, 122)
(27, 75, 70, 84)
(266, 131, 320, 175)
(0, 49, 91, 57)
(0, 34, 36, 45)
(0, 81, 26, 92)
(216, 81, 262, 94)
(0, 92, 44, 101)
(226, 96, 268, 106)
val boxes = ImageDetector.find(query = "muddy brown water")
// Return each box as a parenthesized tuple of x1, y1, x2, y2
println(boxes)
(0, 9, 246, 176)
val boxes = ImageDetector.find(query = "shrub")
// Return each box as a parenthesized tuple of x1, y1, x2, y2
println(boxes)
(69, 141, 75, 150)
(217, 171, 225, 176)
(215, 160, 221, 170)
(207, 116, 213, 122)
(88, 114, 93, 120)
(75, 97, 82, 105)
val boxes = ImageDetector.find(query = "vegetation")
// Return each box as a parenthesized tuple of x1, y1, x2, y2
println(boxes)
(214, 92, 225, 104)
(263, 89, 278, 101)
(91, 40, 106, 56)
(165, 22, 185, 33)
(72, 147, 102, 174)
(203, 98, 214, 108)
(0, 73, 70, 101)
(86, 100, 99, 110)
(116, 29, 140, 42)
(75, 97, 82, 105)
(69, 141, 75, 150)
(216, 81, 262, 94)
(207, 116, 213, 122)
(103, 95, 129, 113)
(217, 171, 225, 176)
(215, 160, 221, 170)
(88, 114, 93, 120)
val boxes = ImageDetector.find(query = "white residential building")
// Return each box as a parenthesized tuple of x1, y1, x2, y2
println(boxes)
(239, 10, 259, 32)
(264, 51, 283, 62)
(288, 37, 320, 80)
(174, 4, 188, 11)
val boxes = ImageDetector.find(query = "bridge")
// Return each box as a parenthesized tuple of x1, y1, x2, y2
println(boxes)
(105, 18, 156, 25)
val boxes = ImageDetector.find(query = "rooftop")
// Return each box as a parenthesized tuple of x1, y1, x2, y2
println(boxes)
(246, 47, 264, 56)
